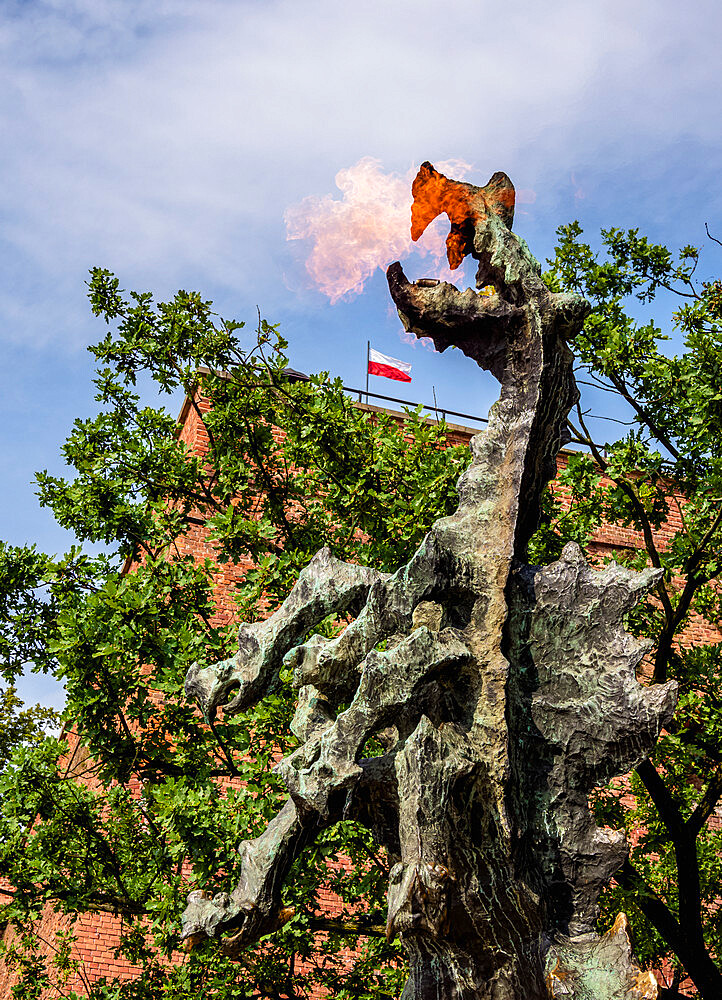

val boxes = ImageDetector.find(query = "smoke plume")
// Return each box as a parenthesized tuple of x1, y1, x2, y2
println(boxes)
(285, 157, 473, 303)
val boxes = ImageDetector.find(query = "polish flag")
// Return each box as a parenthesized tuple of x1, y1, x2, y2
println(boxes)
(368, 347, 412, 382)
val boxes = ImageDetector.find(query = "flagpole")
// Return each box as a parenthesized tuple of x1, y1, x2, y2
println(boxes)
(366, 340, 370, 404)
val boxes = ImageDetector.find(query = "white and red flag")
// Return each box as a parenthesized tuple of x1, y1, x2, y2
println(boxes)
(367, 347, 412, 383)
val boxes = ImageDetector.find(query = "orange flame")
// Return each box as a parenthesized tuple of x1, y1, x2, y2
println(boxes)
(284, 157, 472, 304)
(411, 162, 516, 269)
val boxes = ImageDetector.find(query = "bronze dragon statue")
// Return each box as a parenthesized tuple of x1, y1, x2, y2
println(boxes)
(181, 162, 674, 999)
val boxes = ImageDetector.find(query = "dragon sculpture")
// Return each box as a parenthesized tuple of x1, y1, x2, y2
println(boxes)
(181, 162, 675, 999)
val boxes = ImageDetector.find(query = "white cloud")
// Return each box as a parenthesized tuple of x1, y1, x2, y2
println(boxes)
(0, 0, 721, 346)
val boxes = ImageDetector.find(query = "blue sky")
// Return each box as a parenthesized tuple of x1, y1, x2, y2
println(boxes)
(2, 0, 722, 710)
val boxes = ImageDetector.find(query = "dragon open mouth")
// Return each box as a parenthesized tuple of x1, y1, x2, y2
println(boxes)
(218, 680, 242, 714)
(385, 161, 527, 378)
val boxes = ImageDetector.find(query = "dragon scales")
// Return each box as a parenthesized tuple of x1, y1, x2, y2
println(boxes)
(181, 163, 676, 1000)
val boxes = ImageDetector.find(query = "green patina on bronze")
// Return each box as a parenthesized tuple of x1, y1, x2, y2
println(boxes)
(181, 163, 673, 999)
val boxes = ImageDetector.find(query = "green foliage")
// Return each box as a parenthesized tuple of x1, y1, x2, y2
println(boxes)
(0, 273, 466, 997)
(0, 684, 56, 770)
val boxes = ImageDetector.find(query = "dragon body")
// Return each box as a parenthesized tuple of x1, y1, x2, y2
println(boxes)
(182, 164, 673, 999)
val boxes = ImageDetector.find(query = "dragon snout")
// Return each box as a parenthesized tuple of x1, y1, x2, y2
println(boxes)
(184, 657, 242, 721)
(181, 889, 240, 946)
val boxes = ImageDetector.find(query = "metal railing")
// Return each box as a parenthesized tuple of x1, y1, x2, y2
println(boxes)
(344, 385, 488, 426)
(285, 369, 488, 426)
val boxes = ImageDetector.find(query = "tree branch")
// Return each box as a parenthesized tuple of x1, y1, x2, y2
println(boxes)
(686, 764, 722, 838)
(614, 858, 683, 954)
(606, 371, 680, 461)
(307, 915, 386, 938)
(572, 402, 675, 639)
(705, 223, 722, 249)
(635, 758, 685, 839)
(208, 718, 241, 777)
